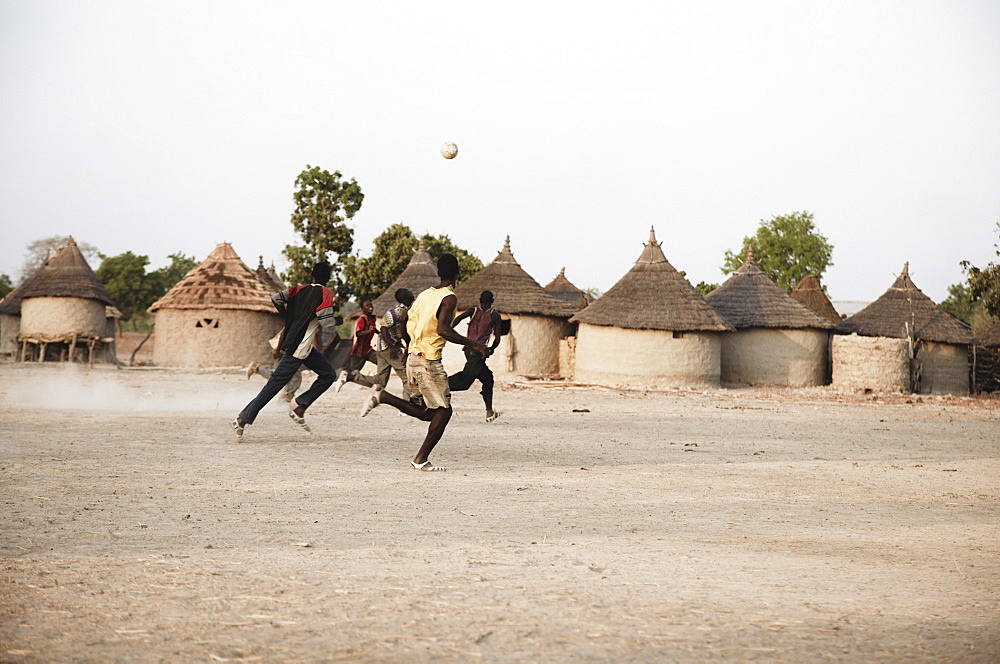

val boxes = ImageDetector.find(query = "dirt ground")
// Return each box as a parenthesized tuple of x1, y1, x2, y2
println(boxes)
(0, 363, 998, 663)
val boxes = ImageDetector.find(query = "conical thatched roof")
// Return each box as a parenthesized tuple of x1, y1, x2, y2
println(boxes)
(453, 237, 579, 317)
(544, 267, 593, 311)
(837, 263, 972, 344)
(2, 238, 114, 310)
(148, 243, 278, 314)
(791, 274, 842, 324)
(370, 239, 441, 315)
(254, 256, 286, 293)
(705, 248, 834, 329)
(571, 227, 733, 332)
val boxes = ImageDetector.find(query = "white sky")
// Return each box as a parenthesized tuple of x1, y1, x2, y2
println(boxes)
(2, 0, 998, 304)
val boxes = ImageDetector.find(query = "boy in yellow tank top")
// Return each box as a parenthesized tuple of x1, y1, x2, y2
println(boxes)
(359, 254, 488, 471)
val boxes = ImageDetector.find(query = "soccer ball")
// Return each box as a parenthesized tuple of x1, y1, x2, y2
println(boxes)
(440, 142, 458, 159)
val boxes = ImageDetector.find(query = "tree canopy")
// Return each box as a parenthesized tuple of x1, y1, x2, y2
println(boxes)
(958, 222, 1000, 322)
(722, 211, 834, 293)
(343, 224, 484, 303)
(282, 165, 364, 301)
(96, 251, 197, 324)
(0, 273, 13, 300)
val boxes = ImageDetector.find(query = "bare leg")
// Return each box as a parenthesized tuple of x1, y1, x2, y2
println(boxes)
(378, 390, 452, 464)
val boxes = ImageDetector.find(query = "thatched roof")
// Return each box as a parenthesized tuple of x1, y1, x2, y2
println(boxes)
(974, 322, 1000, 347)
(453, 237, 579, 317)
(791, 274, 842, 324)
(705, 248, 834, 330)
(837, 263, 972, 345)
(544, 267, 593, 311)
(0, 238, 114, 313)
(571, 227, 733, 332)
(148, 243, 278, 314)
(371, 239, 441, 315)
(255, 256, 286, 293)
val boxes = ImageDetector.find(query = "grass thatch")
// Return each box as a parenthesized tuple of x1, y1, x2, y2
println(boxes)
(6, 237, 113, 308)
(544, 267, 593, 311)
(148, 243, 277, 314)
(571, 228, 733, 332)
(791, 275, 842, 324)
(454, 237, 579, 317)
(706, 251, 834, 329)
(837, 263, 972, 344)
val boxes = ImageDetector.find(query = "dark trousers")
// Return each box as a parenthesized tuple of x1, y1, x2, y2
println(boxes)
(448, 348, 494, 398)
(239, 348, 335, 424)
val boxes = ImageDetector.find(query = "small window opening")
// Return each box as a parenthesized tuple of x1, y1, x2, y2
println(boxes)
(672, 331, 686, 339)
(196, 318, 219, 328)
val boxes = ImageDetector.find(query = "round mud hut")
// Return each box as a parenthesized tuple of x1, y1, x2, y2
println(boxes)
(148, 243, 283, 368)
(450, 236, 578, 381)
(791, 274, 842, 324)
(705, 249, 835, 387)
(834, 263, 972, 395)
(255, 256, 286, 293)
(570, 227, 733, 390)
(8, 238, 116, 362)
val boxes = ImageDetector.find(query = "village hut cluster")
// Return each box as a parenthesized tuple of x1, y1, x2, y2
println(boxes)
(0, 233, 994, 395)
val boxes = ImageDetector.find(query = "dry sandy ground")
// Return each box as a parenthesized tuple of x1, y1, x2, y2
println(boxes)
(0, 364, 998, 663)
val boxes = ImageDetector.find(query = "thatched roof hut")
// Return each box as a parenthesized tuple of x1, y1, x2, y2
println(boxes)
(148, 243, 282, 367)
(791, 275, 841, 324)
(371, 239, 440, 316)
(705, 249, 834, 386)
(9, 238, 117, 362)
(445, 236, 577, 379)
(544, 267, 593, 311)
(834, 263, 972, 394)
(570, 227, 732, 389)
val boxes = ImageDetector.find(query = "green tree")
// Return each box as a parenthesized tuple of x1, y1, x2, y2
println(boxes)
(0, 273, 12, 299)
(148, 252, 197, 300)
(20, 235, 99, 283)
(343, 224, 484, 303)
(722, 211, 834, 293)
(96, 252, 156, 321)
(694, 281, 718, 296)
(282, 165, 364, 301)
(960, 222, 1000, 319)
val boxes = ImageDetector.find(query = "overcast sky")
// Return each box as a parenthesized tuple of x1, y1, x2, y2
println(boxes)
(2, 1, 998, 304)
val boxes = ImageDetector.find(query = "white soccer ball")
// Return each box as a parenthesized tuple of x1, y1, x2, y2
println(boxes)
(440, 142, 458, 159)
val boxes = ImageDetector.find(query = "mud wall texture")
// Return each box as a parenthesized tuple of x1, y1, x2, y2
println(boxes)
(574, 323, 721, 389)
(20, 298, 106, 338)
(917, 341, 970, 395)
(832, 334, 909, 393)
(152, 309, 283, 368)
(720, 328, 831, 387)
(0, 314, 19, 356)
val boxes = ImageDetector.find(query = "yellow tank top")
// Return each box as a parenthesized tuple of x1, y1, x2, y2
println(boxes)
(406, 286, 454, 360)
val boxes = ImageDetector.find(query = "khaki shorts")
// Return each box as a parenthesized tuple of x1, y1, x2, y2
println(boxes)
(406, 354, 451, 409)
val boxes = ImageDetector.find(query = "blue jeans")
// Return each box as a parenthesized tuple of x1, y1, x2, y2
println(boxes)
(238, 348, 334, 424)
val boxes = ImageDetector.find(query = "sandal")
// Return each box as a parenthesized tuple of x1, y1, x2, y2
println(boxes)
(230, 417, 245, 443)
(411, 460, 446, 472)
(485, 411, 501, 423)
(288, 409, 311, 433)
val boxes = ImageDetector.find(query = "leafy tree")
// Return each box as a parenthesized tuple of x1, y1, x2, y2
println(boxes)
(148, 252, 197, 299)
(960, 222, 1000, 320)
(694, 281, 718, 296)
(0, 274, 12, 299)
(95, 251, 196, 327)
(96, 252, 157, 321)
(282, 165, 364, 301)
(343, 224, 484, 303)
(722, 211, 834, 293)
(19, 235, 99, 283)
